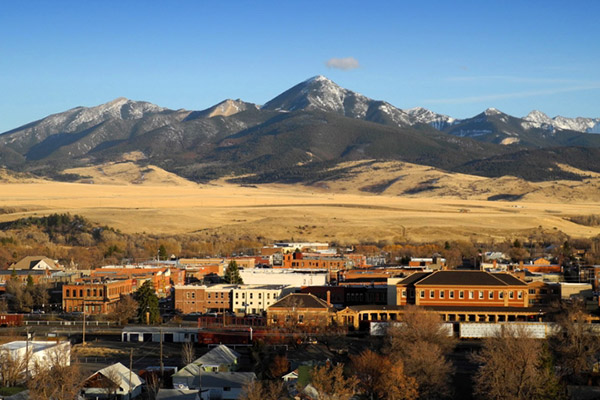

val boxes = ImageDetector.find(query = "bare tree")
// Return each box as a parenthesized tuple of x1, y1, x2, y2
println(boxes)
(109, 295, 139, 325)
(386, 306, 454, 400)
(401, 341, 453, 400)
(268, 354, 289, 379)
(310, 363, 358, 400)
(0, 348, 28, 387)
(472, 327, 563, 400)
(181, 341, 196, 366)
(101, 365, 123, 399)
(379, 360, 419, 400)
(240, 380, 286, 400)
(145, 372, 161, 400)
(28, 347, 83, 400)
(550, 301, 600, 384)
(351, 349, 418, 400)
(387, 305, 455, 356)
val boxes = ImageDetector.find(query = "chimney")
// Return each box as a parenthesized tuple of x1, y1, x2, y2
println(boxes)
(493, 260, 497, 269)
(326, 290, 331, 306)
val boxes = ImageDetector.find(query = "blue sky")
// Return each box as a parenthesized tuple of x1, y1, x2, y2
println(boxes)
(1, 0, 599, 132)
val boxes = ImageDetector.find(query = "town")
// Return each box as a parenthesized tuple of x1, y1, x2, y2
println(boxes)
(0, 240, 599, 399)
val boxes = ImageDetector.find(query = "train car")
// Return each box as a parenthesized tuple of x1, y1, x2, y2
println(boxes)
(458, 322, 557, 339)
(198, 329, 251, 345)
(0, 314, 23, 327)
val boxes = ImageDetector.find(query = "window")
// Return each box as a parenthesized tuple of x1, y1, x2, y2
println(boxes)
(479, 291, 484, 299)
(267, 293, 270, 299)
(186, 292, 190, 299)
(99, 289, 103, 296)
(518, 291, 523, 299)
(402, 289, 407, 298)
(528, 289, 535, 294)
(66, 289, 70, 297)
(236, 293, 239, 298)
(469, 291, 474, 299)
(259, 293, 262, 299)
(79, 290, 83, 297)
(509, 291, 514, 299)
(449, 291, 454, 299)
(429, 290, 435, 298)
(191, 292, 195, 299)
(459, 291, 464, 299)
(220, 293, 224, 298)
(86, 289, 91, 297)
(499, 291, 504, 299)
(420, 290, 425, 299)
(440, 290, 445, 299)
(250, 293, 253, 299)
(489, 291, 494, 299)
(93, 289, 97, 297)
(208, 293, 211, 298)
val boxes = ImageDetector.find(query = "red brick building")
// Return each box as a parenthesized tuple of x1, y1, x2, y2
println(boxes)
(173, 284, 234, 314)
(62, 279, 134, 314)
(397, 270, 529, 308)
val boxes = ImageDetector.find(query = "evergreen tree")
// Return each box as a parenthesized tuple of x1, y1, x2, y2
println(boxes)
(223, 261, 243, 284)
(158, 244, 168, 261)
(134, 280, 160, 324)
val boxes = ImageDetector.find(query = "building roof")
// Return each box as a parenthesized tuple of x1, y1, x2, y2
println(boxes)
(194, 345, 239, 367)
(268, 293, 331, 310)
(398, 272, 432, 286)
(90, 362, 143, 390)
(200, 371, 256, 389)
(492, 273, 528, 286)
(342, 305, 543, 313)
(412, 270, 526, 287)
(10, 256, 62, 271)
(157, 389, 200, 400)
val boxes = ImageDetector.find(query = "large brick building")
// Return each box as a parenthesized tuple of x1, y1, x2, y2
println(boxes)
(397, 270, 529, 308)
(62, 279, 134, 314)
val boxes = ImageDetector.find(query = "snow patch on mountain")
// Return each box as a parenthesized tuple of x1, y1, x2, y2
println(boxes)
(523, 110, 600, 133)
(405, 107, 457, 130)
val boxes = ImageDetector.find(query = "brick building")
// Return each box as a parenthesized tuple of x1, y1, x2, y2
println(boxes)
(90, 266, 172, 297)
(62, 279, 134, 314)
(174, 284, 235, 314)
(397, 270, 529, 308)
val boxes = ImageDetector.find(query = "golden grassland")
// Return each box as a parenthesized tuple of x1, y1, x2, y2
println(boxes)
(1, 161, 600, 243)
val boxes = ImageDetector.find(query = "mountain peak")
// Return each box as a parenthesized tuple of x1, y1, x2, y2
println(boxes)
(304, 75, 330, 83)
(484, 107, 504, 116)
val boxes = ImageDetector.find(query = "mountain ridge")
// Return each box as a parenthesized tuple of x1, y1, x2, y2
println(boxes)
(1, 76, 600, 185)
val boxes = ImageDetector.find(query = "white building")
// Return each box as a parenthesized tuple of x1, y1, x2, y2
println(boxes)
(231, 285, 287, 314)
(0, 340, 70, 376)
(239, 269, 329, 287)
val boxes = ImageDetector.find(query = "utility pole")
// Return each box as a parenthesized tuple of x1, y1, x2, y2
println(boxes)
(82, 299, 86, 346)
(128, 348, 133, 398)
(160, 326, 164, 377)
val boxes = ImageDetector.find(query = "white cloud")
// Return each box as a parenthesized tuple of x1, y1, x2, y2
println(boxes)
(325, 57, 360, 70)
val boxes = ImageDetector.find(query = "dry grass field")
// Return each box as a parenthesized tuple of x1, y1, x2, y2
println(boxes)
(1, 161, 600, 243)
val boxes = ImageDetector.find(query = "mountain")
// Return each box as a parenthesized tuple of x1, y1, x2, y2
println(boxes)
(443, 108, 600, 148)
(262, 75, 415, 127)
(523, 110, 600, 133)
(2, 76, 600, 184)
(186, 99, 259, 119)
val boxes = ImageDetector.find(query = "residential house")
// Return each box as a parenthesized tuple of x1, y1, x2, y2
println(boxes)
(10, 256, 64, 271)
(157, 389, 201, 400)
(81, 362, 143, 399)
(172, 345, 240, 390)
(199, 372, 256, 400)
(267, 293, 335, 327)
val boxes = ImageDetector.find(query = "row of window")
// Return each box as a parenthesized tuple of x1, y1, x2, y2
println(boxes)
(234, 292, 276, 300)
(65, 288, 104, 298)
(402, 288, 524, 300)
